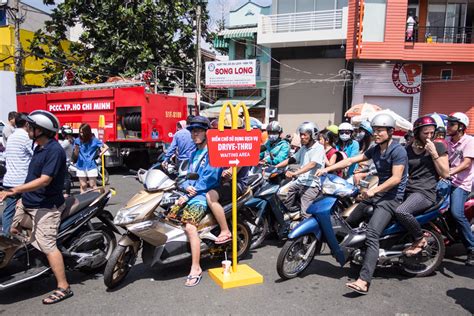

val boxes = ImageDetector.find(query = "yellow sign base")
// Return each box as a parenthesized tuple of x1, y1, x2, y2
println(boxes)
(208, 264, 264, 289)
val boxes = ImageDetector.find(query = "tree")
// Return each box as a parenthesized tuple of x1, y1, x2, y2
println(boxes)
(30, 0, 211, 89)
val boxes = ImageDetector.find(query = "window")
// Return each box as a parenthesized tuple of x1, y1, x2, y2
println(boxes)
(277, 0, 295, 14)
(362, 0, 387, 42)
(0, 8, 7, 26)
(440, 69, 453, 80)
(296, 0, 315, 12)
(235, 42, 246, 59)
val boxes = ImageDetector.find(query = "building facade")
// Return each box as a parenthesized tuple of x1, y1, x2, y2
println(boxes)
(346, 0, 474, 133)
(257, 0, 350, 134)
(212, 1, 271, 122)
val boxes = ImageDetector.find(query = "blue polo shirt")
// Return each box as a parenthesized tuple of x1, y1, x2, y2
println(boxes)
(22, 139, 66, 209)
(74, 137, 103, 171)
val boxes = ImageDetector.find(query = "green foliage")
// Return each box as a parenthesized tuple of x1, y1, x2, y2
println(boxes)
(30, 0, 211, 88)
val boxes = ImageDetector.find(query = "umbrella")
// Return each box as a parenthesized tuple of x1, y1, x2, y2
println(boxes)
(427, 112, 448, 128)
(351, 109, 413, 131)
(345, 102, 382, 118)
(248, 117, 263, 129)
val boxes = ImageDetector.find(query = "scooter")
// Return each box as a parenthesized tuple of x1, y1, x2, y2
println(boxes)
(103, 167, 262, 289)
(243, 166, 297, 249)
(277, 174, 449, 280)
(0, 187, 118, 289)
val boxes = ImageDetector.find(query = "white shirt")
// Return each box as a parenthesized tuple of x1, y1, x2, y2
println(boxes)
(293, 141, 325, 188)
(3, 128, 33, 187)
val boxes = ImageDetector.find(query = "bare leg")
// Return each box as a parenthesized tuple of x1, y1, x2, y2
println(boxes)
(46, 249, 69, 289)
(78, 177, 88, 193)
(206, 190, 231, 241)
(184, 223, 202, 286)
(88, 177, 97, 190)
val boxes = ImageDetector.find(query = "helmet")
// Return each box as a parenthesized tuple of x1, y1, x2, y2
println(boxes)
(24, 110, 60, 134)
(327, 124, 339, 134)
(358, 120, 373, 135)
(338, 122, 354, 132)
(447, 112, 469, 128)
(61, 125, 73, 135)
(436, 126, 446, 135)
(413, 116, 437, 132)
(371, 113, 396, 129)
(267, 121, 282, 133)
(186, 115, 211, 131)
(221, 115, 244, 129)
(210, 119, 219, 129)
(297, 122, 319, 140)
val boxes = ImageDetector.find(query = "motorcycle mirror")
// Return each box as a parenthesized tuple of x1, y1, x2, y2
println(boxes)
(186, 173, 199, 180)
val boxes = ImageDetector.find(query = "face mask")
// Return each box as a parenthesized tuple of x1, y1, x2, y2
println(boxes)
(355, 131, 365, 142)
(339, 133, 351, 142)
(268, 134, 279, 142)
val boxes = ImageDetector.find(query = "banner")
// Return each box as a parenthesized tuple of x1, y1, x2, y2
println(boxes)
(205, 59, 256, 88)
(48, 100, 114, 112)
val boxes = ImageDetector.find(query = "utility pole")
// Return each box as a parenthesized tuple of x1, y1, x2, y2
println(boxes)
(194, 2, 202, 115)
(2, 0, 25, 90)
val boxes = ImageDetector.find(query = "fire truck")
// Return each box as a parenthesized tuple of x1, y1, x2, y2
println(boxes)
(17, 82, 188, 170)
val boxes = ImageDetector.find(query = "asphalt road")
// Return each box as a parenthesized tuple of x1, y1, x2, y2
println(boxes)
(1, 169, 473, 315)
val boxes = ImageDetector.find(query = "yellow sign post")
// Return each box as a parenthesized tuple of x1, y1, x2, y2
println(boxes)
(98, 115, 106, 188)
(208, 101, 264, 289)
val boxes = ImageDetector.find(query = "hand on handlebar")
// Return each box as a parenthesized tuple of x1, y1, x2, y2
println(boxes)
(185, 186, 197, 197)
(360, 188, 375, 199)
(315, 168, 327, 177)
(177, 195, 189, 206)
(285, 170, 297, 179)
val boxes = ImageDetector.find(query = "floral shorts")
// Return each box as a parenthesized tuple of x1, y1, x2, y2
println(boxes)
(168, 203, 207, 227)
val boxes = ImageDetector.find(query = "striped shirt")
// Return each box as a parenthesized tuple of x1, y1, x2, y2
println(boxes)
(3, 128, 33, 187)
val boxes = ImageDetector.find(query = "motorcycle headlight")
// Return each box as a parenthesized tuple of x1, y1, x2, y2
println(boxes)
(114, 204, 144, 225)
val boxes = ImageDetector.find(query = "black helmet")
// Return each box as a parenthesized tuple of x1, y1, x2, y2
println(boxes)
(61, 125, 73, 136)
(186, 115, 210, 131)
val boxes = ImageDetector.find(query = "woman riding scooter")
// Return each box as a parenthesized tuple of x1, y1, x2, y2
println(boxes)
(317, 113, 408, 295)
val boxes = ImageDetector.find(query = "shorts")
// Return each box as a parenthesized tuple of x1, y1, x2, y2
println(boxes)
(77, 168, 98, 178)
(11, 200, 65, 254)
(168, 203, 207, 227)
(214, 182, 244, 205)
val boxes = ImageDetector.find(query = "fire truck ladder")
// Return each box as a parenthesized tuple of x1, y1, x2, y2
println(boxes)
(23, 82, 146, 94)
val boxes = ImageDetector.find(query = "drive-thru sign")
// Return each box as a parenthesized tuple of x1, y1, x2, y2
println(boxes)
(207, 101, 264, 289)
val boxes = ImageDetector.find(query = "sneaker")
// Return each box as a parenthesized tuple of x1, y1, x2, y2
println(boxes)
(466, 251, 474, 267)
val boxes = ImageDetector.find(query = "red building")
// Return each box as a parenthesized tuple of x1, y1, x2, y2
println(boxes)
(346, 0, 474, 134)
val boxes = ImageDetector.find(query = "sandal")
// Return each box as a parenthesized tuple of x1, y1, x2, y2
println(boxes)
(215, 232, 232, 245)
(403, 238, 428, 257)
(42, 287, 74, 305)
(185, 273, 202, 287)
(346, 281, 370, 295)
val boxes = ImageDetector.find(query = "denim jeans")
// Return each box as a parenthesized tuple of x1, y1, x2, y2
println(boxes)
(1, 194, 20, 236)
(450, 186, 474, 252)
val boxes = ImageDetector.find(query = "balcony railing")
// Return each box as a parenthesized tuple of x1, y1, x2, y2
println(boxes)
(406, 26, 473, 44)
(260, 9, 344, 34)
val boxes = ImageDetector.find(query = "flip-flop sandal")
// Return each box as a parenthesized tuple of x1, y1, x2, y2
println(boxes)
(185, 273, 202, 287)
(42, 287, 74, 305)
(403, 239, 428, 257)
(346, 282, 370, 295)
(215, 234, 232, 245)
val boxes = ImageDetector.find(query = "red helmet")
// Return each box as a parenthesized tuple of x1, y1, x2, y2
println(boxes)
(413, 116, 437, 132)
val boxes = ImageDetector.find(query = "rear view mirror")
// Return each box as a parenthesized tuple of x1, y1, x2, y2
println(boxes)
(186, 173, 199, 180)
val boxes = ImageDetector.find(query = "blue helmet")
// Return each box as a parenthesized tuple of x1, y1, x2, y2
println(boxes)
(359, 120, 373, 135)
(186, 115, 210, 131)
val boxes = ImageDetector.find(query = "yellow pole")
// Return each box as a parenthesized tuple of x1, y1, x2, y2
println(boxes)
(101, 154, 105, 188)
(232, 165, 238, 272)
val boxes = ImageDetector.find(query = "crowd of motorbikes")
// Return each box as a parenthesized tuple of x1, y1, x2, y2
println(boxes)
(0, 153, 473, 291)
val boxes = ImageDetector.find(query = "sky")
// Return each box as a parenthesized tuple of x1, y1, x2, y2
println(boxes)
(21, 0, 272, 31)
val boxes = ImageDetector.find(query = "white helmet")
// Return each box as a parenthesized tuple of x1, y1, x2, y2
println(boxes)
(25, 110, 60, 134)
(338, 122, 354, 131)
(448, 112, 469, 128)
(371, 113, 396, 129)
(297, 121, 319, 140)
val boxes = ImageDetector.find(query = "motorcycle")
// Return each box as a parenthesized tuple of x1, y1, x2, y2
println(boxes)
(244, 166, 298, 249)
(276, 174, 449, 280)
(0, 187, 118, 289)
(103, 166, 262, 289)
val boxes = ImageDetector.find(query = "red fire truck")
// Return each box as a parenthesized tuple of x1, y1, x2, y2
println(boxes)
(17, 82, 188, 170)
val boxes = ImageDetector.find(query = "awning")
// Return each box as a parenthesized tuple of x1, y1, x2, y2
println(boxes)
(218, 27, 258, 39)
(213, 37, 229, 49)
(200, 97, 265, 117)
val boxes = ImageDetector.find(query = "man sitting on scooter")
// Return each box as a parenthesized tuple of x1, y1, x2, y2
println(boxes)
(259, 121, 290, 165)
(316, 113, 408, 295)
(275, 122, 325, 218)
(0, 110, 73, 304)
(206, 117, 249, 245)
(167, 116, 222, 287)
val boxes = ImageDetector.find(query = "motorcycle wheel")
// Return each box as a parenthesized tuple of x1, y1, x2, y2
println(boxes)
(277, 234, 319, 280)
(96, 167, 109, 186)
(245, 208, 269, 250)
(103, 244, 137, 289)
(400, 228, 445, 277)
(235, 220, 252, 259)
(77, 225, 117, 273)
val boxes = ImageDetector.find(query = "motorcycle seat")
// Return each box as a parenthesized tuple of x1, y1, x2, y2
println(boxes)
(61, 191, 102, 220)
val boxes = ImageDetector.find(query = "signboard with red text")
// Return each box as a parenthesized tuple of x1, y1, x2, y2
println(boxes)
(207, 129, 261, 167)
